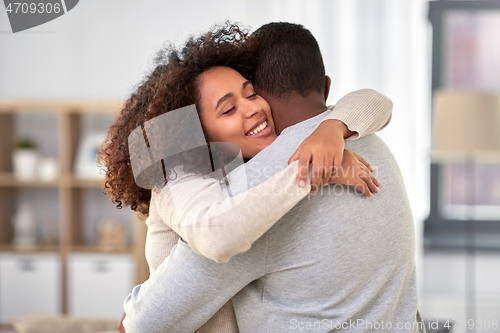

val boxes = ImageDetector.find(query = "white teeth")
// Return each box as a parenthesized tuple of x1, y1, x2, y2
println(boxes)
(247, 121, 268, 136)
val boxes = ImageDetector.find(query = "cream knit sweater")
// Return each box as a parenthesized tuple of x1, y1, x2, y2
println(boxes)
(143, 89, 392, 333)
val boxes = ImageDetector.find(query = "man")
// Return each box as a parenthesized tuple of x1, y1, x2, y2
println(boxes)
(123, 22, 424, 333)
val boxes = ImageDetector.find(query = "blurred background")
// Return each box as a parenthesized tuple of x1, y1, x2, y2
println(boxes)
(0, 0, 499, 332)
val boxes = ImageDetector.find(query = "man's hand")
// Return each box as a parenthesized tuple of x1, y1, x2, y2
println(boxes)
(288, 119, 358, 193)
(327, 150, 380, 197)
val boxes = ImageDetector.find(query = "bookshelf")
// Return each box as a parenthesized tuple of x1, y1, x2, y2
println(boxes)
(0, 100, 148, 315)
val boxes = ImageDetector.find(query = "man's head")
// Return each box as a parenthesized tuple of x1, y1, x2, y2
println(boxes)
(252, 22, 328, 100)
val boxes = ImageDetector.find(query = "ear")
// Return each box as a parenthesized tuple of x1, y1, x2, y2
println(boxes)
(324, 75, 331, 101)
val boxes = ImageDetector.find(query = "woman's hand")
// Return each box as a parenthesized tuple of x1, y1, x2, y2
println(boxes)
(288, 119, 357, 190)
(327, 150, 380, 197)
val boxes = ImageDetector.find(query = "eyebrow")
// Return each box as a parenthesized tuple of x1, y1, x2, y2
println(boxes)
(242, 80, 251, 90)
(214, 80, 252, 112)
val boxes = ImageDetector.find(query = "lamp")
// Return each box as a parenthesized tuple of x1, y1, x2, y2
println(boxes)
(433, 91, 500, 160)
(432, 90, 500, 333)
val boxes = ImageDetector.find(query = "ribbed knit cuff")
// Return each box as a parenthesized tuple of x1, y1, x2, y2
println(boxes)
(322, 89, 393, 140)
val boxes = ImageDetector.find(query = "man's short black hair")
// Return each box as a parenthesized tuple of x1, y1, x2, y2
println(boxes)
(252, 22, 326, 98)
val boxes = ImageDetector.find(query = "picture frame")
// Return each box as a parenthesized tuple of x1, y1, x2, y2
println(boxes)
(74, 132, 107, 179)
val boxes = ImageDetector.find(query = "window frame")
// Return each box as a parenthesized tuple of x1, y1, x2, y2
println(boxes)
(425, 0, 500, 250)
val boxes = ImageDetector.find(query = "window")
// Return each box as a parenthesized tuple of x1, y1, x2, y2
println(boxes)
(425, 0, 500, 249)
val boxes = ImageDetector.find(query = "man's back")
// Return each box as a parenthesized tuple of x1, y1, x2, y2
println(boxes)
(123, 111, 424, 333)
(230, 112, 422, 332)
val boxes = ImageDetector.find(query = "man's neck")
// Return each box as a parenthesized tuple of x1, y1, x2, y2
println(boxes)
(260, 91, 328, 135)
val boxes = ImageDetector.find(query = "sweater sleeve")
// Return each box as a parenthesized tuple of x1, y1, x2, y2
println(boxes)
(145, 192, 239, 333)
(322, 88, 393, 139)
(144, 195, 180, 273)
(123, 234, 267, 333)
(155, 160, 310, 263)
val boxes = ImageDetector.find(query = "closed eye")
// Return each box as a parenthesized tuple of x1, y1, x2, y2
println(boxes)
(222, 107, 235, 115)
(247, 93, 257, 99)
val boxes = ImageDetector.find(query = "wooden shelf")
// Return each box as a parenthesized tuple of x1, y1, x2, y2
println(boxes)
(68, 176, 105, 188)
(0, 173, 59, 188)
(0, 245, 61, 253)
(0, 173, 105, 189)
(0, 100, 123, 114)
(0, 245, 134, 254)
(0, 101, 150, 318)
(0, 324, 14, 331)
(67, 246, 134, 254)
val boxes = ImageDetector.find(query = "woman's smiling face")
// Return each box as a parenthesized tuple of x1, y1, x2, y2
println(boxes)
(198, 66, 277, 159)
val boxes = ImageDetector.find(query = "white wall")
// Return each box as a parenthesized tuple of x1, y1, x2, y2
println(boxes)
(0, 0, 254, 100)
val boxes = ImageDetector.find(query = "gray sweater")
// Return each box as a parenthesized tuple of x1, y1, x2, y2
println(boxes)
(123, 111, 425, 333)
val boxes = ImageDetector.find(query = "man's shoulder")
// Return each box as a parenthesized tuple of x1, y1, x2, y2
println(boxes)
(228, 111, 329, 193)
(345, 134, 395, 163)
(248, 111, 329, 166)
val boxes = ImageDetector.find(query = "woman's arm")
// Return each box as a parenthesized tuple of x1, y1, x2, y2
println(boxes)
(155, 160, 311, 263)
(155, 151, 377, 263)
(149, 89, 388, 264)
(143, 197, 240, 333)
(291, 88, 392, 189)
(144, 197, 180, 273)
(323, 88, 393, 139)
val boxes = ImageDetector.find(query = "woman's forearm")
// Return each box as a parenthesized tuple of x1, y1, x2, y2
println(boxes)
(155, 161, 310, 263)
(322, 88, 393, 139)
(144, 199, 180, 273)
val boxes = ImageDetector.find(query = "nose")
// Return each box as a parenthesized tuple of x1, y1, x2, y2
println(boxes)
(241, 99, 262, 119)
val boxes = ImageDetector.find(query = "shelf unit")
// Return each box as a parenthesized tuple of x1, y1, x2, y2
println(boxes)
(0, 100, 148, 315)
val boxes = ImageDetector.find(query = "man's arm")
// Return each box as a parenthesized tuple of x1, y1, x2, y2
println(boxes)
(123, 237, 267, 333)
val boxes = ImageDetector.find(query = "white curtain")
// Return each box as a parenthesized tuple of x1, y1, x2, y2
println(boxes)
(242, 0, 432, 296)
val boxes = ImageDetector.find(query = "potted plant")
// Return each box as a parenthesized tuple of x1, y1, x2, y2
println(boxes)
(13, 138, 38, 181)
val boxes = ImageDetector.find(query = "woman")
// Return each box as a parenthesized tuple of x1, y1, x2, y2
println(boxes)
(100, 23, 390, 333)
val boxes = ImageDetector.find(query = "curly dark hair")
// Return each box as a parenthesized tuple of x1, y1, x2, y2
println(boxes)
(98, 22, 256, 216)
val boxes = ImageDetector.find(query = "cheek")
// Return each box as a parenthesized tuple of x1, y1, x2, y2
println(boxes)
(205, 118, 243, 143)
(200, 114, 222, 142)
(225, 119, 245, 142)
(258, 99, 274, 127)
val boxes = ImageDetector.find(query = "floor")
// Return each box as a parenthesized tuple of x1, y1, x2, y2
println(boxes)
(421, 250, 500, 333)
